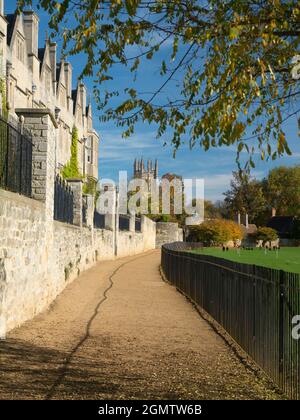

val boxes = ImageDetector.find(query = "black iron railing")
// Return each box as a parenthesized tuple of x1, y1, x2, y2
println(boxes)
(135, 217, 141, 232)
(119, 214, 130, 231)
(94, 211, 105, 229)
(161, 243, 300, 399)
(54, 175, 74, 224)
(0, 116, 32, 197)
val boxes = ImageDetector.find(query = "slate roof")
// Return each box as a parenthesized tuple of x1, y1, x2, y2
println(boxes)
(267, 216, 295, 238)
(6, 13, 17, 46)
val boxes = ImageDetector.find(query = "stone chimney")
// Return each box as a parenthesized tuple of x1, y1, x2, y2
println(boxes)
(49, 42, 57, 83)
(64, 62, 73, 99)
(245, 213, 249, 229)
(79, 82, 87, 119)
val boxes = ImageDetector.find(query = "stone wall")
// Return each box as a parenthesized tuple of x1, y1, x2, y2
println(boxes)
(0, 108, 159, 337)
(0, 188, 157, 336)
(0, 189, 47, 335)
(142, 216, 157, 250)
(156, 222, 183, 248)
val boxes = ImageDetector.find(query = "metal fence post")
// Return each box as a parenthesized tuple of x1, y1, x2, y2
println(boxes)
(279, 270, 285, 377)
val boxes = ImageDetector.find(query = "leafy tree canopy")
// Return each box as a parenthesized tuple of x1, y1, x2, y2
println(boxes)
(262, 165, 300, 217)
(19, 0, 300, 168)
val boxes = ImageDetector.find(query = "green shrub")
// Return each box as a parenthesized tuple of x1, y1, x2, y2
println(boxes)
(255, 227, 278, 244)
(83, 176, 100, 205)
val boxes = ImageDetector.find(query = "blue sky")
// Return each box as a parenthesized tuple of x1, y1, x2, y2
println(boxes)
(6, 1, 300, 201)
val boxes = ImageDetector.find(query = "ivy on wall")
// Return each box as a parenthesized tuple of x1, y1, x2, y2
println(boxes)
(61, 126, 82, 179)
(83, 176, 100, 203)
(61, 126, 99, 200)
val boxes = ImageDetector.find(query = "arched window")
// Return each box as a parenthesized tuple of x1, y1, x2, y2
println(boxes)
(86, 136, 93, 164)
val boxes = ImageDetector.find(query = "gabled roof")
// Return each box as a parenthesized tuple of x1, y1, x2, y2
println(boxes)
(56, 64, 61, 83)
(39, 41, 52, 78)
(6, 13, 17, 46)
(56, 61, 66, 87)
(38, 47, 45, 63)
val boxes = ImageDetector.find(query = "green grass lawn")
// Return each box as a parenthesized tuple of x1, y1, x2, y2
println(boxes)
(192, 247, 300, 274)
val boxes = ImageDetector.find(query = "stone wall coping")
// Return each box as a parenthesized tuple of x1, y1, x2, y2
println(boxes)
(0, 188, 45, 211)
(53, 220, 81, 231)
(15, 108, 59, 128)
(156, 221, 179, 227)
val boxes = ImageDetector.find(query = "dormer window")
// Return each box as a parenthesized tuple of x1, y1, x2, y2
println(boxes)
(16, 36, 25, 63)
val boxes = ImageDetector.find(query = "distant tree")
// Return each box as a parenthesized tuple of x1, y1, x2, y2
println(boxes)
(192, 198, 223, 220)
(224, 171, 266, 224)
(190, 199, 223, 220)
(202, 200, 222, 220)
(214, 200, 231, 220)
(263, 166, 300, 217)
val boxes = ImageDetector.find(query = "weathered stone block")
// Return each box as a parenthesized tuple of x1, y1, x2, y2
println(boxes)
(38, 143, 48, 152)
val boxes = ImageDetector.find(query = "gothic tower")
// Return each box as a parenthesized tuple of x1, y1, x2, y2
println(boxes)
(133, 158, 159, 183)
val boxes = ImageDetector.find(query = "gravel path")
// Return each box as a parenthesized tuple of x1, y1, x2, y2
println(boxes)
(0, 250, 283, 400)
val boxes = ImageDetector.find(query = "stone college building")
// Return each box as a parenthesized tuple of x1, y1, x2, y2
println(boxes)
(0, 0, 99, 179)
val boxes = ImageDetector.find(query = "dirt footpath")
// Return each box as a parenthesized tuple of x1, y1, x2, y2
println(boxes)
(0, 250, 283, 400)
